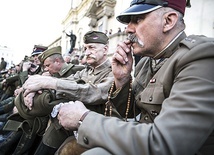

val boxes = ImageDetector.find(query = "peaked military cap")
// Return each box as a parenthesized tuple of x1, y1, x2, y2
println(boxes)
(83, 31, 109, 45)
(38, 46, 62, 63)
(117, 0, 191, 24)
(31, 45, 48, 56)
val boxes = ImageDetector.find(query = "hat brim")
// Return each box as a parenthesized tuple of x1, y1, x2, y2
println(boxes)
(116, 4, 162, 24)
(31, 52, 43, 56)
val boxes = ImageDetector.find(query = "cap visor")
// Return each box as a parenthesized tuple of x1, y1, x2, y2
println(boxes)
(31, 52, 43, 56)
(116, 4, 162, 24)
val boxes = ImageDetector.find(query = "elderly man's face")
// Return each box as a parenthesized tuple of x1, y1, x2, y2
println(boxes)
(32, 54, 41, 65)
(126, 9, 164, 57)
(84, 43, 108, 67)
(43, 57, 60, 75)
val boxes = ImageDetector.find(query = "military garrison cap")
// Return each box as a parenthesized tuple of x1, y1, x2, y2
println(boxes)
(83, 31, 109, 45)
(117, 0, 191, 24)
(38, 46, 62, 63)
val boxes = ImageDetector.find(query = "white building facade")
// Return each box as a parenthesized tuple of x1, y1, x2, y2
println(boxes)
(48, 0, 214, 57)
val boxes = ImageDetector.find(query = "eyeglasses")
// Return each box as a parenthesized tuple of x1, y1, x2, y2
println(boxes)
(130, 0, 168, 7)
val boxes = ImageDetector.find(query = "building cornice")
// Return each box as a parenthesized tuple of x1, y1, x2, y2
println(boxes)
(86, 0, 116, 27)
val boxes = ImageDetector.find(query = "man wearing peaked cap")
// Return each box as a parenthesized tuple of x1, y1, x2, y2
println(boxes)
(31, 46, 48, 56)
(20, 45, 47, 79)
(22, 31, 117, 154)
(117, 0, 191, 24)
(56, 0, 214, 155)
(31, 45, 48, 65)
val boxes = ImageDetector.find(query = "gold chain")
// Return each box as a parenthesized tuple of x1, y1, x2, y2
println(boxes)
(105, 79, 132, 122)
(104, 82, 114, 117)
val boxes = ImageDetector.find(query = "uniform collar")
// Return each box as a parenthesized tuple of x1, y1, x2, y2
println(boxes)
(88, 59, 111, 75)
(153, 31, 187, 59)
(58, 63, 74, 76)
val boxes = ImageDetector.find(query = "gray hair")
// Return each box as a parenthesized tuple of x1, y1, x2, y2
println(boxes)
(49, 54, 64, 63)
(157, 7, 185, 30)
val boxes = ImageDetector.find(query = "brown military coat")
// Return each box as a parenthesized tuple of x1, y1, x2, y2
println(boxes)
(77, 33, 214, 155)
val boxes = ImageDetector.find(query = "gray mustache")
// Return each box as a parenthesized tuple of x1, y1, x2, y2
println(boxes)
(127, 34, 138, 43)
(86, 55, 96, 59)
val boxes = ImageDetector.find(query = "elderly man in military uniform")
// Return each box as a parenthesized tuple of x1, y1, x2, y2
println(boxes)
(22, 31, 114, 155)
(55, 0, 214, 155)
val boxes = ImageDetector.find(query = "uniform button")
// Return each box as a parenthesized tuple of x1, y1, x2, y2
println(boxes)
(149, 96, 153, 101)
(62, 93, 66, 97)
(150, 110, 158, 117)
(83, 137, 89, 145)
(144, 116, 148, 120)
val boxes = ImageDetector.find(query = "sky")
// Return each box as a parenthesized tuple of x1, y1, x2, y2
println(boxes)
(0, 0, 70, 64)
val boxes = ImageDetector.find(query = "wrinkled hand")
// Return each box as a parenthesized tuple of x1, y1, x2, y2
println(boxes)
(112, 39, 133, 88)
(22, 75, 57, 97)
(23, 91, 42, 110)
(41, 71, 51, 76)
(14, 87, 24, 96)
(57, 101, 89, 130)
(13, 106, 18, 114)
(23, 92, 36, 110)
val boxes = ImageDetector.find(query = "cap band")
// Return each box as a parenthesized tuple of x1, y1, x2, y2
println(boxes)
(130, 0, 167, 7)
(116, 0, 187, 24)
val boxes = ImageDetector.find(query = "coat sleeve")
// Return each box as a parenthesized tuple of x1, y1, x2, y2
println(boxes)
(55, 71, 114, 105)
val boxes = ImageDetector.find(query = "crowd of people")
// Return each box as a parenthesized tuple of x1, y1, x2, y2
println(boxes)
(0, 0, 214, 155)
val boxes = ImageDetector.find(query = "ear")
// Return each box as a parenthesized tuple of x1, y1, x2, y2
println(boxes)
(163, 12, 179, 33)
(54, 58, 60, 64)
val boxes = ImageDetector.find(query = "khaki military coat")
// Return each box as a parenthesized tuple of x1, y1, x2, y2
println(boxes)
(43, 59, 114, 148)
(56, 59, 114, 108)
(77, 33, 214, 155)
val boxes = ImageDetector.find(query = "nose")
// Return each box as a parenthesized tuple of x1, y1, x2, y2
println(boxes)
(44, 67, 49, 72)
(85, 49, 91, 56)
(126, 22, 135, 34)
